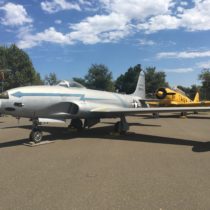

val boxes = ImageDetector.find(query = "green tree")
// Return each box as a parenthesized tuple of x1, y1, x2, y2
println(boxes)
(1, 44, 42, 90)
(0, 46, 7, 70)
(85, 64, 115, 91)
(73, 77, 87, 87)
(199, 68, 210, 100)
(44, 72, 59, 85)
(115, 64, 142, 94)
(145, 67, 168, 97)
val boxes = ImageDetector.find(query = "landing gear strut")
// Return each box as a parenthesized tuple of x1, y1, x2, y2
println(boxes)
(68, 119, 83, 131)
(29, 119, 43, 143)
(180, 112, 187, 118)
(114, 116, 129, 134)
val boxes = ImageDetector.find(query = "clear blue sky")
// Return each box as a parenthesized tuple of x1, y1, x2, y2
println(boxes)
(1, 0, 210, 87)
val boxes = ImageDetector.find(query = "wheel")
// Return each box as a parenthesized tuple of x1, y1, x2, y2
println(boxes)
(181, 112, 187, 117)
(153, 112, 159, 118)
(70, 119, 83, 131)
(114, 120, 129, 135)
(114, 121, 126, 134)
(30, 130, 43, 143)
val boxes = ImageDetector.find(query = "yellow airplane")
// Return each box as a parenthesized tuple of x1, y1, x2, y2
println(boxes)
(148, 87, 210, 107)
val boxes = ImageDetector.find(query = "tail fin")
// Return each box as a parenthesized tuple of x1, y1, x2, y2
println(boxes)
(133, 70, 145, 98)
(193, 92, 200, 102)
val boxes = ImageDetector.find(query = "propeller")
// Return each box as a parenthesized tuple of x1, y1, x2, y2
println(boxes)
(155, 88, 175, 99)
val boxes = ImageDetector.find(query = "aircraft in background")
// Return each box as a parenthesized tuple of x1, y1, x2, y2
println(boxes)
(1, 71, 210, 143)
(148, 87, 210, 107)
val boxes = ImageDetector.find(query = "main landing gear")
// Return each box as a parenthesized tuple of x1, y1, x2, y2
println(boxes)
(68, 119, 83, 131)
(29, 119, 43, 143)
(29, 117, 129, 143)
(114, 116, 129, 134)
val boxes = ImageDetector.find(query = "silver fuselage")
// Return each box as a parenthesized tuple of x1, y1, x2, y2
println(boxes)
(0, 85, 141, 119)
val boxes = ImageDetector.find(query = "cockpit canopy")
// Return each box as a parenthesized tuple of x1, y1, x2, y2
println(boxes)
(57, 80, 86, 89)
(172, 87, 187, 96)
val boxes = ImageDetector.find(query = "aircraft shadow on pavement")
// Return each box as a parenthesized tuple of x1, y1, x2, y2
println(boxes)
(0, 124, 209, 153)
(101, 122, 161, 127)
(131, 114, 182, 119)
(187, 116, 210, 120)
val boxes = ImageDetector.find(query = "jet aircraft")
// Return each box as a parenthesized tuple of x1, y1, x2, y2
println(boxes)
(1, 71, 210, 143)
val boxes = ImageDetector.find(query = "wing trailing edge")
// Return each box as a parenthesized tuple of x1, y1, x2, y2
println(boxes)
(91, 106, 210, 115)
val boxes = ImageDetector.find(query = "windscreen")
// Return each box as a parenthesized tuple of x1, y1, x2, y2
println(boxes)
(57, 80, 86, 88)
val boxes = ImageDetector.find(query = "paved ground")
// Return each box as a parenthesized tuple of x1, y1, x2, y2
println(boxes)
(0, 113, 210, 210)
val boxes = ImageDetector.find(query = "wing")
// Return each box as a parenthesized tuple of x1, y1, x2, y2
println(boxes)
(91, 106, 210, 115)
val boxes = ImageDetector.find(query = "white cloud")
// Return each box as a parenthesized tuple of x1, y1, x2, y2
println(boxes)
(55, 19, 62, 24)
(41, 0, 81, 13)
(138, 39, 155, 46)
(180, 1, 188, 6)
(196, 61, 210, 69)
(17, 27, 73, 48)
(137, 0, 210, 33)
(17, 25, 34, 38)
(18, 12, 130, 48)
(157, 50, 210, 59)
(15, 0, 210, 48)
(138, 15, 180, 33)
(164, 68, 194, 73)
(177, 6, 184, 13)
(100, 0, 173, 20)
(178, 0, 210, 31)
(64, 0, 174, 45)
(68, 12, 130, 44)
(0, 2, 32, 26)
(78, 0, 92, 6)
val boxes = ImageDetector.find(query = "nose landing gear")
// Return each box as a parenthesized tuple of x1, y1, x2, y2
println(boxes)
(29, 119, 43, 143)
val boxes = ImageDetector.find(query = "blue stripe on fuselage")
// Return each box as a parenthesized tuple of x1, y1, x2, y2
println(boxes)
(12, 91, 83, 98)
(11, 91, 109, 101)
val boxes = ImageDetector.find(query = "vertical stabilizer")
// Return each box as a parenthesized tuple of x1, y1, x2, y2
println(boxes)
(193, 92, 200, 103)
(133, 71, 145, 98)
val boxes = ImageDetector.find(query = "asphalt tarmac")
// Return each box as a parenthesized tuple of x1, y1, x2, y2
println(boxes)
(0, 113, 210, 210)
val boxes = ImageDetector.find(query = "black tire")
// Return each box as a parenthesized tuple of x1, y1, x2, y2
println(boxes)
(30, 130, 43, 143)
(114, 121, 128, 135)
(70, 119, 83, 131)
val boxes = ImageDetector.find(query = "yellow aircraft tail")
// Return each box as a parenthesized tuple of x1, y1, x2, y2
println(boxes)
(193, 92, 200, 103)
